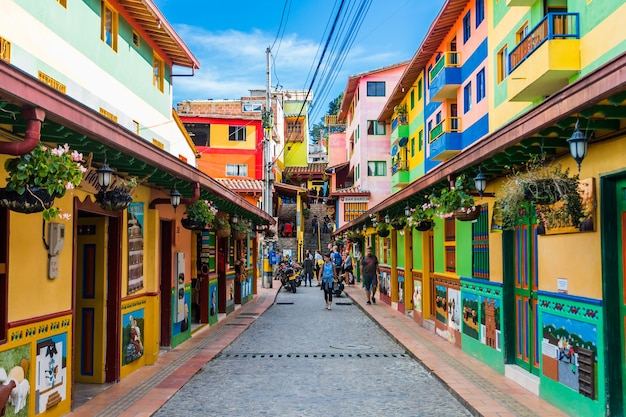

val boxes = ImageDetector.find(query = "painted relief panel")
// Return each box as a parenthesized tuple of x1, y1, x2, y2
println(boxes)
(173, 287, 191, 335)
(36, 334, 65, 414)
(379, 269, 390, 299)
(462, 293, 480, 340)
(0, 344, 31, 416)
(541, 312, 597, 399)
(435, 284, 448, 324)
(128, 202, 144, 294)
(209, 279, 218, 325)
(122, 309, 144, 365)
(413, 280, 422, 312)
(480, 297, 501, 351)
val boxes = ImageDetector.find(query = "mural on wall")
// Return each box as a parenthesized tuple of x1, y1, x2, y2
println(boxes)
(379, 270, 390, 297)
(541, 312, 597, 399)
(480, 296, 501, 351)
(435, 285, 448, 324)
(173, 290, 191, 335)
(413, 280, 422, 312)
(462, 293, 480, 340)
(0, 344, 31, 416)
(122, 309, 145, 365)
(210, 283, 217, 317)
(128, 202, 145, 294)
(36, 334, 66, 414)
(448, 288, 460, 332)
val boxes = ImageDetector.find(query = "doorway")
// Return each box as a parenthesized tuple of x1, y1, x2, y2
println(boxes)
(73, 210, 122, 385)
(159, 220, 173, 347)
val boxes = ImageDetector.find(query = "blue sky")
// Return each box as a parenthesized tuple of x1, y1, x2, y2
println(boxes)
(153, 0, 445, 122)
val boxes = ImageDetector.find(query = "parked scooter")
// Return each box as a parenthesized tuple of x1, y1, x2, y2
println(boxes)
(275, 260, 301, 293)
(332, 274, 346, 297)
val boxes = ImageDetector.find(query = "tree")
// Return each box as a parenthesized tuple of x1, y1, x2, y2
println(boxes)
(309, 93, 344, 144)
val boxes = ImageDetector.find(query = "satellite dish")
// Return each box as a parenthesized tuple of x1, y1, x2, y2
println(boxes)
(391, 145, 398, 156)
(399, 137, 409, 147)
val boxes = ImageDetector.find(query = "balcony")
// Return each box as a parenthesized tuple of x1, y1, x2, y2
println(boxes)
(429, 51, 461, 102)
(391, 160, 410, 189)
(429, 117, 462, 161)
(391, 118, 409, 140)
(508, 13, 580, 102)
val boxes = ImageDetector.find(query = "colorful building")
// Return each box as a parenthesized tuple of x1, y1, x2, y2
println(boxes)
(335, 0, 626, 415)
(0, 1, 271, 415)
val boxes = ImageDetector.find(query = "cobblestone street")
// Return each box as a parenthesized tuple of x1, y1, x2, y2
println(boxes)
(153, 283, 473, 417)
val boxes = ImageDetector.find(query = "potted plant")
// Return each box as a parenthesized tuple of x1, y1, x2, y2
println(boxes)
(213, 214, 231, 238)
(181, 199, 218, 230)
(95, 177, 137, 212)
(394, 103, 409, 125)
(376, 222, 391, 237)
(406, 197, 436, 231)
(1, 143, 86, 220)
(496, 155, 582, 231)
(390, 217, 407, 230)
(231, 221, 251, 240)
(303, 208, 311, 218)
(429, 174, 479, 221)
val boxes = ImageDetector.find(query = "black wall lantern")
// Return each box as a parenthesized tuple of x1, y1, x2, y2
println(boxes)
(474, 168, 487, 199)
(170, 187, 181, 211)
(567, 119, 588, 172)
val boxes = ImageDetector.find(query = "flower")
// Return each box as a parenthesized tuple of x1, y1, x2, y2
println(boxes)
(406, 197, 436, 228)
(232, 221, 251, 233)
(429, 174, 475, 218)
(184, 200, 218, 225)
(4, 143, 86, 221)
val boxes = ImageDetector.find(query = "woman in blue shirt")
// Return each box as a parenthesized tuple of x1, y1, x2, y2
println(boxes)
(321, 253, 336, 310)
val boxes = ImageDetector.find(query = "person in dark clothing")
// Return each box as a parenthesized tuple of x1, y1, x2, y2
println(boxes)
(311, 215, 318, 235)
(303, 253, 314, 287)
(360, 246, 380, 304)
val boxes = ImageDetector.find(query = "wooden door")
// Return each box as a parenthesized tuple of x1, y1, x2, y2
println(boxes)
(513, 214, 541, 375)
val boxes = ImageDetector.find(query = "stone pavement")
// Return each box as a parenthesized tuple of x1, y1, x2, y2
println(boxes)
(65, 279, 570, 417)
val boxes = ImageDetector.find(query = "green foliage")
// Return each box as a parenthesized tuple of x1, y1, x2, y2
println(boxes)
(5, 143, 86, 221)
(184, 200, 218, 224)
(231, 221, 251, 233)
(429, 174, 475, 218)
(496, 155, 582, 230)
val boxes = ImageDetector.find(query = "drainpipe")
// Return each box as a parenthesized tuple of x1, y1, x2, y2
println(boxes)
(0, 106, 45, 155)
(149, 181, 200, 209)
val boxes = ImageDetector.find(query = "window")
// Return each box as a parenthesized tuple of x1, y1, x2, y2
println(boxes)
(497, 45, 508, 83)
(242, 102, 262, 112)
(152, 53, 164, 92)
(418, 130, 423, 151)
(344, 202, 368, 222)
(417, 78, 423, 100)
(226, 164, 248, 177)
(411, 137, 415, 157)
(367, 161, 386, 176)
(472, 205, 489, 278)
(355, 164, 360, 181)
(410, 90, 415, 109)
(0, 37, 10, 63)
(476, 68, 486, 102)
(463, 11, 471, 44)
(516, 23, 529, 43)
(228, 126, 246, 141)
(286, 120, 303, 141)
(132, 31, 140, 48)
(367, 120, 386, 135)
(101, 2, 118, 51)
(188, 123, 211, 146)
(436, 111, 442, 124)
(476, 0, 484, 27)
(464, 82, 473, 113)
(366, 81, 386, 97)
(356, 125, 360, 142)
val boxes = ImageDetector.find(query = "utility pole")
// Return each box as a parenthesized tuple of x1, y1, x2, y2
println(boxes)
(261, 46, 274, 288)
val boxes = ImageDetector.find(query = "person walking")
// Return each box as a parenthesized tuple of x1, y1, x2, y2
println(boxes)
(314, 250, 323, 286)
(320, 253, 335, 310)
(311, 215, 318, 235)
(343, 250, 353, 284)
(360, 246, 380, 304)
(331, 245, 343, 279)
(303, 253, 314, 287)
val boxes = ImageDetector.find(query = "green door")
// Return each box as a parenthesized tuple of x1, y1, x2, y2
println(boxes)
(617, 179, 626, 405)
(513, 212, 541, 375)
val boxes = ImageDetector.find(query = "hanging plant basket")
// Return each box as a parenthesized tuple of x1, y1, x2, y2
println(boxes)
(233, 231, 247, 240)
(181, 218, 207, 231)
(0, 187, 55, 214)
(415, 220, 433, 231)
(216, 226, 231, 238)
(454, 206, 481, 222)
(523, 179, 566, 205)
(377, 229, 390, 237)
(95, 190, 133, 211)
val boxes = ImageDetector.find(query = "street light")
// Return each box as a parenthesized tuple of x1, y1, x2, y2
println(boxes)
(474, 168, 487, 199)
(567, 119, 588, 172)
(404, 205, 411, 217)
(170, 187, 181, 212)
(96, 161, 114, 190)
(384, 214, 390, 224)
(231, 213, 239, 224)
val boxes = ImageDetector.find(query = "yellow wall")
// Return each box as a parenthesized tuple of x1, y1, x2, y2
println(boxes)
(210, 124, 257, 149)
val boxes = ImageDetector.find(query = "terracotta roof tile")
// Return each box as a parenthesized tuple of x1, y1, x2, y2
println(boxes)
(283, 163, 328, 175)
(330, 186, 370, 197)
(214, 178, 263, 192)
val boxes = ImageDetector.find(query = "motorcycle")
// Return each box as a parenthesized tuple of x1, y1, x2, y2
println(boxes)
(332, 274, 346, 297)
(275, 261, 301, 293)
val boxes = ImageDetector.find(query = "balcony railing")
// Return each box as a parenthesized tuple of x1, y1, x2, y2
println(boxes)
(429, 51, 461, 82)
(429, 117, 461, 143)
(391, 160, 408, 175)
(509, 12, 579, 72)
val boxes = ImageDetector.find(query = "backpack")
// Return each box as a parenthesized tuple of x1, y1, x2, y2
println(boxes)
(332, 252, 342, 266)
